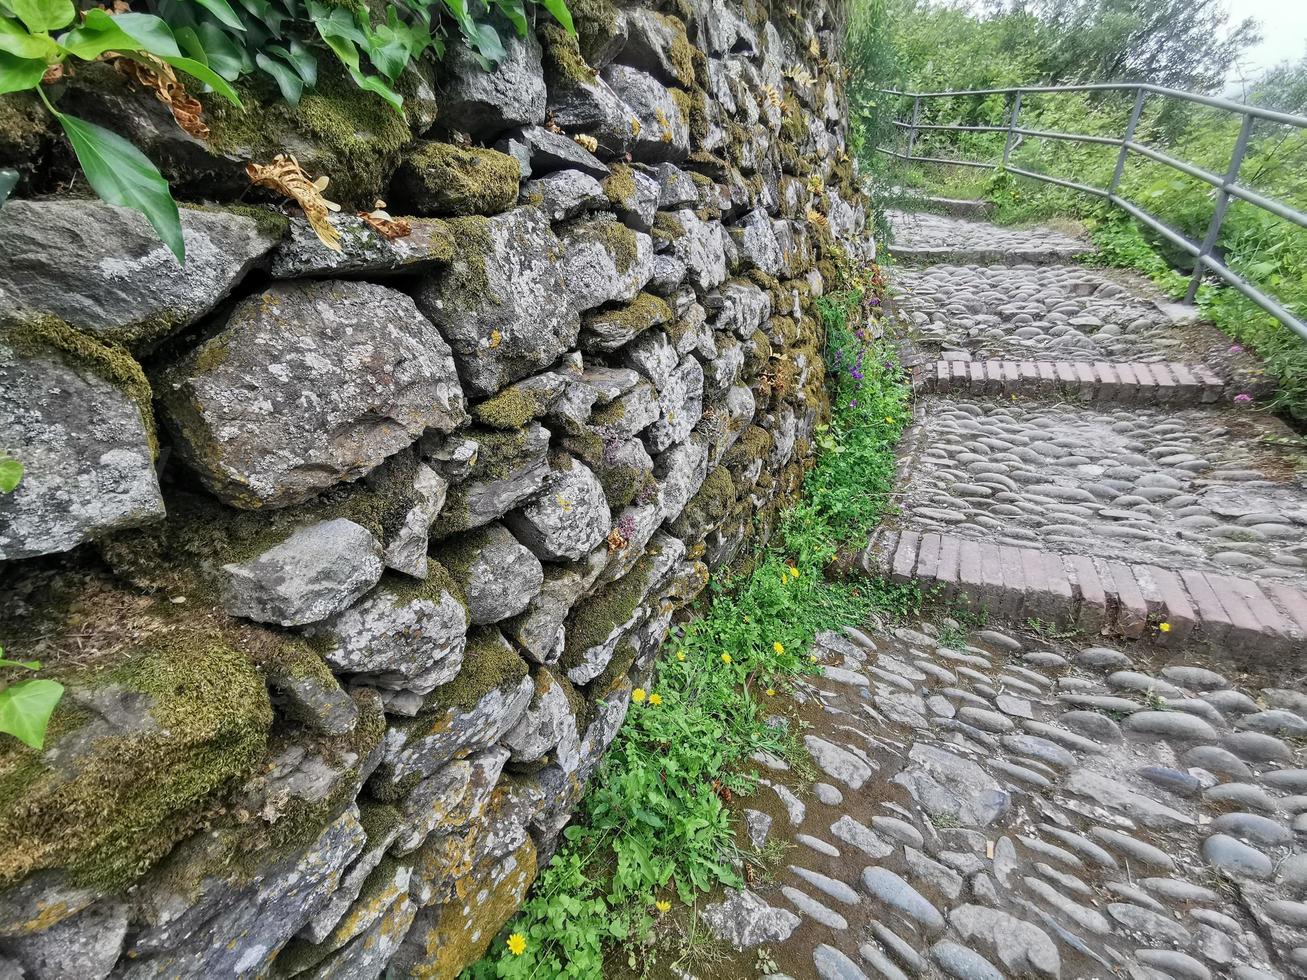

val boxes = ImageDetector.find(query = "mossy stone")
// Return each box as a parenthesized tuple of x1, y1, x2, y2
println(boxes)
(205, 68, 413, 208)
(393, 142, 521, 217)
(0, 626, 273, 892)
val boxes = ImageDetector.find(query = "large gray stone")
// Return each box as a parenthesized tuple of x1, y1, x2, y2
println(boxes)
(431, 423, 552, 536)
(0, 341, 163, 560)
(414, 206, 579, 396)
(222, 519, 384, 627)
(663, 209, 729, 290)
(311, 570, 469, 695)
(559, 218, 655, 315)
(440, 523, 544, 626)
(700, 888, 800, 950)
(505, 457, 612, 561)
(645, 355, 704, 453)
(373, 462, 448, 579)
(3, 898, 127, 980)
(121, 805, 367, 978)
(268, 215, 455, 279)
(948, 905, 1060, 978)
(523, 169, 609, 221)
(372, 634, 533, 795)
(438, 27, 546, 139)
(501, 668, 581, 767)
(159, 280, 466, 509)
(601, 65, 690, 162)
(0, 201, 279, 351)
(892, 744, 1011, 827)
(730, 207, 785, 275)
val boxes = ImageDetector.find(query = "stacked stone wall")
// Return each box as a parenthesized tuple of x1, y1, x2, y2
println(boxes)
(0, 0, 869, 973)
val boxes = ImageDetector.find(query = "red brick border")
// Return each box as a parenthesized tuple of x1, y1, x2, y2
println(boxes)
(862, 530, 1306, 662)
(911, 359, 1231, 406)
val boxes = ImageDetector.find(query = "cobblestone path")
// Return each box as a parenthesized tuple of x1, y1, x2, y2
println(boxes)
(874, 208, 1307, 659)
(689, 207, 1307, 979)
(702, 621, 1307, 980)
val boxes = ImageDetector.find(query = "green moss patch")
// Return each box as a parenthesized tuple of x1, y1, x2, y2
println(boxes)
(205, 68, 413, 207)
(561, 551, 660, 670)
(395, 142, 520, 217)
(3, 314, 157, 457)
(424, 628, 528, 716)
(0, 628, 273, 891)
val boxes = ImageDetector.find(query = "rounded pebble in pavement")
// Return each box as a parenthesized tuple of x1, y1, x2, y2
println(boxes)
(930, 940, 1004, 980)
(1202, 833, 1273, 878)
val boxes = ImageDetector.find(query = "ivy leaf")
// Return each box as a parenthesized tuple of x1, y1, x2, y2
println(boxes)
(255, 49, 303, 104)
(0, 12, 60, 58)
(9, 0, 74, 33)
(539, 0, 575, 35)
(192, 0, 246, 32)
(195, 21, 250, 79)
(0, 49, 45, 95)
(53, 111, 184, 262)
(0, 678, 64, 749)
(0, 656, 40, 670)
(60, 9, 182, 60)
(0, 455, 21, 491)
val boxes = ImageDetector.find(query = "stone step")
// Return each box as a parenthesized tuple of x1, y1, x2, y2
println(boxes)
(861, 529, 1307, 663)
(888, 210, 1091, 266)
(910, 358, 1234, 406)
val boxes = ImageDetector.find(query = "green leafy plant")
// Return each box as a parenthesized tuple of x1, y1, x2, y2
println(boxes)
(2, 0, 576, 261)
(0, 455, 21, 492)
(0, 647, 64, 750)
(467, 278, 915, 977)
(0, 1, 243, 259)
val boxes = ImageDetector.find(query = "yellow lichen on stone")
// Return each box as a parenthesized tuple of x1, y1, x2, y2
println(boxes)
(401, 839, 537, 978)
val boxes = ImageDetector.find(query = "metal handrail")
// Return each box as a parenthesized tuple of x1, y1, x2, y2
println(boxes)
(874, 84, 1307, 342)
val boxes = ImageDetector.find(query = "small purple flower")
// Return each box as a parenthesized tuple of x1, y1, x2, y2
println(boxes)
(618, 513, 636, 537)
(849, 399, 857, 408)
(869, 297, 881, 306)
(1228, 344, 1244, 354)
(1234, 393, 1253, 404)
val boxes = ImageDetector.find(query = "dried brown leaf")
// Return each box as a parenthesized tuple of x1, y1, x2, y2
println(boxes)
(113, 55, 208, 141)
(606, 527, 629, 553)
(246, 154, 342, 253)
(358, 200, 411, 241)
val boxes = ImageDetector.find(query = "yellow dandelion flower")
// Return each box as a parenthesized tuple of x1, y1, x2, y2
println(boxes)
(632, 688, 647, 703)
(507, 933, 527, 956)
(649, 693, 663, 706)
(676, 650, 686, 662)
(1159, 622, 1172, 633)
(773, 641, 785, 655)
(721, 653, 732, 665)
(885, 416, 895, 424)
(809, 654, 818, 663)
(766, 687, 776, 696)
(655, 900, 671, 913)
(789, 566, 799, 579)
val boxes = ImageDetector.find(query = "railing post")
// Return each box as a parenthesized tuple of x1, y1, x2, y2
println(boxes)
(1109, 86, 1146, 196)
(906, 96, 921, 159)
(1002, 91, 1022, 166)
(1185, 112, 1255, 304)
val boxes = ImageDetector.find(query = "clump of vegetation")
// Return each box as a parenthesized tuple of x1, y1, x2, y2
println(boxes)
(467, 274, 915, 976)
(847, 0, 1307, 421)
(0, 0, 577, 260)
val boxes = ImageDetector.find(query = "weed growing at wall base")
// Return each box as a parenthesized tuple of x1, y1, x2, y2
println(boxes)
(466, 284, 913, 978)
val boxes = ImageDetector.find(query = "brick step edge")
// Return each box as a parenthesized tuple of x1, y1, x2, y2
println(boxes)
(910, 358, 1234, 406)
(861, 529, 1307, 663)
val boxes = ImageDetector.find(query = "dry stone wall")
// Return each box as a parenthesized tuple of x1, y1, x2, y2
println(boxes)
(0, 0, 868, 974)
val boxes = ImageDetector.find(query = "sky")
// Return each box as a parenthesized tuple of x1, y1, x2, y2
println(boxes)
(1225, 0, 1307, 85)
